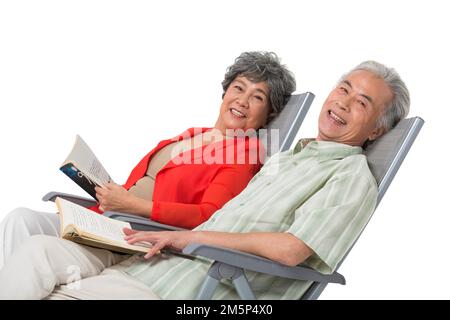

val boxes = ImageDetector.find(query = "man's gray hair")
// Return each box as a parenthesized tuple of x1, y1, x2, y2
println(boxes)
(222, 51, 296, 123)
(343, 60, 410, 131)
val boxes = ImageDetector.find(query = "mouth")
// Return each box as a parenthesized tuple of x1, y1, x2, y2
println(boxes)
(328, 110, 347, 125)
(230, 108, 247, 118)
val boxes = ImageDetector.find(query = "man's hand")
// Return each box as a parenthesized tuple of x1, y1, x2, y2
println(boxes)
(95, 182, 132, 212)
(123, 228, 195, 259)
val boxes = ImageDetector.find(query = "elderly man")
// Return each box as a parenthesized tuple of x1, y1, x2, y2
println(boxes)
(0, 60, 410, 300)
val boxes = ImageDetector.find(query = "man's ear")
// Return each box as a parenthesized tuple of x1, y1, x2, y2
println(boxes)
(368, 126, 386, 141)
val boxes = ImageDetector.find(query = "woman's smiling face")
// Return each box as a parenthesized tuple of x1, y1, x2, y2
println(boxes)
(215, 76, 270, 135)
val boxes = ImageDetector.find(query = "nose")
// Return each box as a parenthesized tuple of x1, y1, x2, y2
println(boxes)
(336, 97, 350, 112)
(237, 92, 250, 109)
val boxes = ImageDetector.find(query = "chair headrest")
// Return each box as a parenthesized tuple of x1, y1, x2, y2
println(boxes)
(364, 117, 424, 203)
(261, 92, 315, 156)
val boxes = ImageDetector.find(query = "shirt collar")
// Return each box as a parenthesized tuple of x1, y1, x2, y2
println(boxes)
(293, 138, 363, 162)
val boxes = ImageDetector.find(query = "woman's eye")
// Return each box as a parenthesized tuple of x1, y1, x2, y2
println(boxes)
(234, 85, 243, 91)
(255, 95, 263, 101)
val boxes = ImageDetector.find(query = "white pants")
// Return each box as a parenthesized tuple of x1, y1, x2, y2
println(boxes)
(0, 207, 60, 269)
(0, 235, 160, 300)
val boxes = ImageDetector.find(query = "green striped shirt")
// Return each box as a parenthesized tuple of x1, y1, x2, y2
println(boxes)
(124, 139, 378, 299)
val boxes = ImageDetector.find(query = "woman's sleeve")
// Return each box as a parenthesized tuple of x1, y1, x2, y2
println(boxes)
(151, 163, 260, 229)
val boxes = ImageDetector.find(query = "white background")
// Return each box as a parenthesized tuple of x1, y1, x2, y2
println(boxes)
(0, 0, 448, 299)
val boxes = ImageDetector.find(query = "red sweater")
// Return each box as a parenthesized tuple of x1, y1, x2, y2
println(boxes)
(90, 128, 264, 229)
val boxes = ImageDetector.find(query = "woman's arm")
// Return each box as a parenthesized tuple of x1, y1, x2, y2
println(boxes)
(123, 228, 313, 267)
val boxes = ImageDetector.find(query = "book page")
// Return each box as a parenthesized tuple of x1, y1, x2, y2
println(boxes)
(57, 197, 133, 244)
(62, 135, 113, 186)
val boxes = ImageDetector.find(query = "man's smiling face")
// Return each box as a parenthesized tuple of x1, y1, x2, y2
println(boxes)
(317, 70, 394, 146)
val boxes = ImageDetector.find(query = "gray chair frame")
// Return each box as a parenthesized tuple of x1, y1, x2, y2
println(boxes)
(43, 92, 315, 232)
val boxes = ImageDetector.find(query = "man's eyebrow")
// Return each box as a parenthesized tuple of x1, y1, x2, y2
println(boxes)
(343, 79, 373, 104)
(343, 80, 352, 88)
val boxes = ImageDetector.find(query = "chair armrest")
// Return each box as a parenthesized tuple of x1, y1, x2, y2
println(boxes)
(183, 243, 345, 285)
(42, 191, 97, 208)
(103, 211, 186, 231)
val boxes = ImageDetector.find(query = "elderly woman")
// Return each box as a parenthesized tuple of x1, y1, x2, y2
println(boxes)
(0, 51, 296, 269)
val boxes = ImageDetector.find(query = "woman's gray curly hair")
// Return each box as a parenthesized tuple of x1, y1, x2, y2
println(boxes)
(222, 51, 296, 123)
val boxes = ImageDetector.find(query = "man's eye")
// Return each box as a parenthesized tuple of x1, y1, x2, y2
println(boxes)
(339, 87, 348, 94)
(358, 100, 366, 107)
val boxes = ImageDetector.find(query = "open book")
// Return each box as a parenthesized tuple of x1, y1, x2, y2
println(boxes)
(60, 135, 113, 200)
(55, 197, 151, 255)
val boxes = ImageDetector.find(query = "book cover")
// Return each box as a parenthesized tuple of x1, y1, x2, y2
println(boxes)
(60, 135, 113, 200)
(60, 163, 99, 200)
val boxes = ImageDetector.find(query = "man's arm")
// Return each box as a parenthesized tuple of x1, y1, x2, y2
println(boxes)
(123, 228, 313, 267)
(124, 163, 377, 270)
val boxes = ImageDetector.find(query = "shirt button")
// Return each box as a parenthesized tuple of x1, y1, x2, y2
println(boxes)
(266, 182, 271, 186)
(239, 203, 245, 206)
